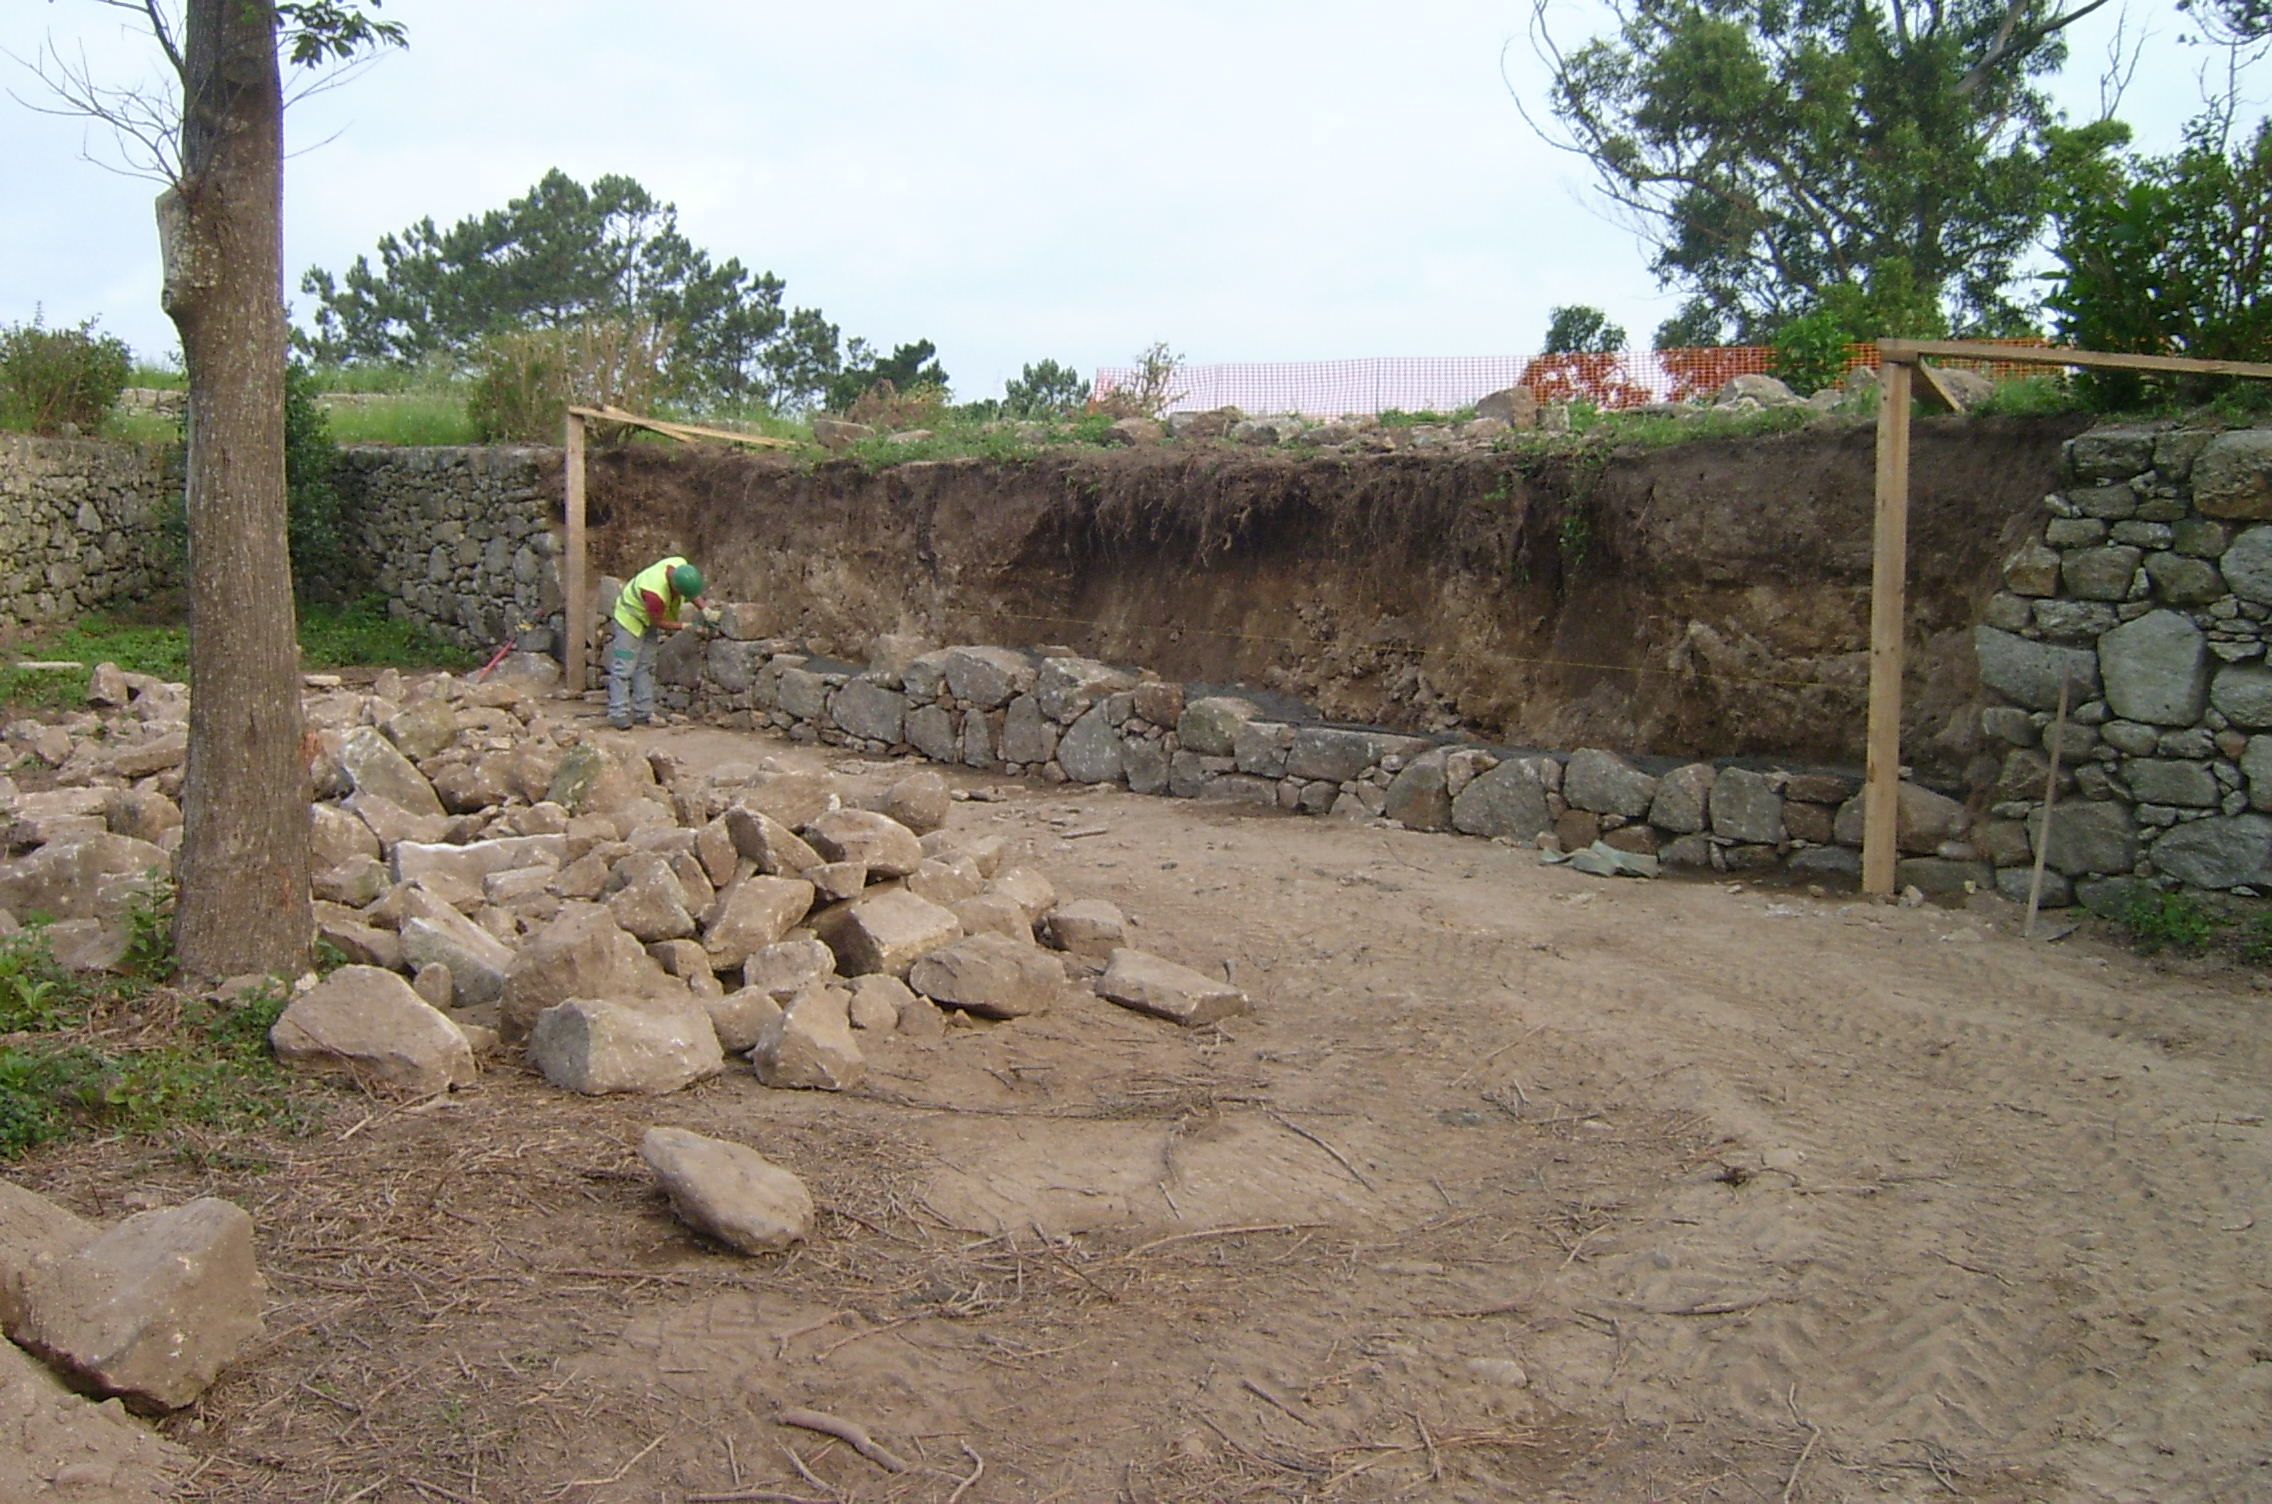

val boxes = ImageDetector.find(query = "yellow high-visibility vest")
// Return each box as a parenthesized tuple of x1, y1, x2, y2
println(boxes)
(613, 556, 689, 634)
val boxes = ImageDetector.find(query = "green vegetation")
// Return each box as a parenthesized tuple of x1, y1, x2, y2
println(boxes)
(0, 926, 310, 1161)
(1541, 305, 1629, 355)
(2048, 111, 2272, 410)
(0, 315, 133, 436)
(1379, 407, 1479, 428)
(322, 390, 482, 446)
(2118, 891, 2222, 956)
(1968, 376, 2090, 417)
(0, 600, 465, 713)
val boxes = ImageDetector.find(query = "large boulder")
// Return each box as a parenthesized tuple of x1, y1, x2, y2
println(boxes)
(742, 937, 839, 1000)
(527, 997, 724, 1094)
(908, 933, 1065, 1019)
(810, 888, 963, 976)
(2150, 815, 2272, 890)
(1057, 706, 1125, 784)
(391, 835, 565, 890)
(1708, 767, 1784, 845)
(400, 909, 515, 1007)
(1095, 948, 1249, 1028)
(1041, 898, 1127, 960)
(1563, 749, 1657, 818)
(381, 699, 460, 762)
(340, 726, 443, 817)
(605, 853, 697, 942)
(724, 805, 822, 876)
(0, 834, 169, 924)
(1037, 657, 1134, 723)
(750, 985, 865, 1090)
(1176, 696, 1263, 756)
(701, 875, 816, 970)
(1383, 752, 1452, 831)
(501, 903, 664, 1040)
(804, 809, 924, 877)
(942, 646, 1037, 708)
(883, 770, 952, 835)
(270, 966, 476, 1095)
(1450, 761, 1553, 841)
(639, 1127, 813, 1255)
(1976, 627, 2101, 710)
(9, 1199, 264, 1411)
(830, 680, 906, 744)
(1648, 764, 1715, 834)
(2099, 611, 2210, 726)
(2191, 430, 2272, 520)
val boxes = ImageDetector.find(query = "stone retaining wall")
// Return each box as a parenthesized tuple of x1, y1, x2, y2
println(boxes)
(640, 616, 1985, 888)
(0, 436, 178, 627)
(1974, 424, 2272, 906)
(337, 446, 562, 654)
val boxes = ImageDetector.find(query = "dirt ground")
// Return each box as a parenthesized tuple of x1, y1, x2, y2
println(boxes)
(16, 714, 2271, 1503)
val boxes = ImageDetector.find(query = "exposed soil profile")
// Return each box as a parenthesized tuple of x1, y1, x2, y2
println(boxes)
(582, 416, 2086, 780)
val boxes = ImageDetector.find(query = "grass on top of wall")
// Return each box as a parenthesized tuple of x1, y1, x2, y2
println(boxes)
(0, 598, 470, 710)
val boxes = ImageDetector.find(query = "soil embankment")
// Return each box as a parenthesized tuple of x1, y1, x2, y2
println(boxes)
(585, 416, 2087, 776)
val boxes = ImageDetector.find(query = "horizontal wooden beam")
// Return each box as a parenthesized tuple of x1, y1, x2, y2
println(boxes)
(1878, 340, 2272, 382)
(568, 404, 803, 450)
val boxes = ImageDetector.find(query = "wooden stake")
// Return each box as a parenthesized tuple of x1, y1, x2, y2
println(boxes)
(563, 409, 588, 695)
(1862, 359, 1914, 896)
(2023, 676, 2072, 938)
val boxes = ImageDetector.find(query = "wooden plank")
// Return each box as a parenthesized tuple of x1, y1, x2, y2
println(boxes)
(1862, 360, 1914, 897)
(1911, 362, 1960, 414)
(569, 404, 802, 450)
(564, 410, 588, 696)
(1877, 340, 2272, 381)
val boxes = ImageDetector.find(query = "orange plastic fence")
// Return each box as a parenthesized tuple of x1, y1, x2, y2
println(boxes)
(1092, 340, 2057, 417)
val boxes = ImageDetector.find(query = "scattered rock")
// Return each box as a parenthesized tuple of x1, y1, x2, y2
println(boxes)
(269, 965, 476, 1095)
(10, 1198, 265, 1412)
(811, 887, 963, 976)
(639, 1127, 813, 1255)
(1042, 897, 1127, 960)
(1095, 948, 1248, 1027)
(750, 985, 865, 1089)
(804, 808, 924, 877)
(909, 933, 1065, 1018)
(527, 997, 725, 1095)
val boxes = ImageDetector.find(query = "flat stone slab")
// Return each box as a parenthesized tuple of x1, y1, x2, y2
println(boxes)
(1095, 947, 1249, 1027)
(909, 933, 1064, 1019)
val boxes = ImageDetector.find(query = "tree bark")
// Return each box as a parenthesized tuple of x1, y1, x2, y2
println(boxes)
(162, 0, 311, 977)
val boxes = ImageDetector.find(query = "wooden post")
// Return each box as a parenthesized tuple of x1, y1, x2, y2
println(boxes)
(564, 409, 588, 695)
(2023, 677, 2072, 938)
(1862, 359, 1914, 896)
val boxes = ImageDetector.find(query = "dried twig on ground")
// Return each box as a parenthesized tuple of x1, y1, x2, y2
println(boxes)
(777, 1408, 908, 1474)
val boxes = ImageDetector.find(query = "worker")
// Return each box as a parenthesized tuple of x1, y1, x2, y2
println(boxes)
(607, 554, 705, 729)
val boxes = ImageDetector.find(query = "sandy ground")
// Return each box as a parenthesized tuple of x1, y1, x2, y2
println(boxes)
(17, 718, 2272, 1503)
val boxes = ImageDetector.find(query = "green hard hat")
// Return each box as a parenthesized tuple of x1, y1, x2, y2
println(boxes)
(670, 563, 705, 599)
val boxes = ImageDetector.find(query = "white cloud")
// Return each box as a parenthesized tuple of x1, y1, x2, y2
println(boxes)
(0, 0, 2241, 400)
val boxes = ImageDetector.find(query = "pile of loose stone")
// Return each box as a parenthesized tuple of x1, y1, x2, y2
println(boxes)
(0, 656, 1254, 1421)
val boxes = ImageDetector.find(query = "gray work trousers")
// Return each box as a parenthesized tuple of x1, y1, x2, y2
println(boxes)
(606, 620, 657, 725)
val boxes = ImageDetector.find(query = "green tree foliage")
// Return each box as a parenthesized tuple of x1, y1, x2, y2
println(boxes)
(2048, 111, 2272, 408)
(1002, 358, 1090, 417)
(1526, 0, 2112, 346)
(1541, 305, 1629, 353)
(297, 169, 834, 406)
(0, 314, 132, 434)
(282, 362, 352, 599)
(826, 338, 948, 412)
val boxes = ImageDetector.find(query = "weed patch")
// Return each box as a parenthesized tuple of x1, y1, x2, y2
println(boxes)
(0, 930, 313, 1161)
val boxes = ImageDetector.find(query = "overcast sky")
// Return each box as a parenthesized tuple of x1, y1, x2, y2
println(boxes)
(0, 1, 2243, 401)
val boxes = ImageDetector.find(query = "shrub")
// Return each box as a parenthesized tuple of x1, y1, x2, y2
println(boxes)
(2048, 112, 2272, 409)
(844, 379, 948, 432)
(1768, 310, 1849, 396)
(467, 315, 677, 442)
(0, 315, 132, 435)
(284, 362, 354, 600)
(2118, 890, 2221, 955)
(1093, 341, 1186, 420)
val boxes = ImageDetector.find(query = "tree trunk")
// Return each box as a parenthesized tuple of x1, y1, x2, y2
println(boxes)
(161, 0, 311, 977)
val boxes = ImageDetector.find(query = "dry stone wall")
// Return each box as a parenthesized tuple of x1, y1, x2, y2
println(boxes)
(654, 615, 1987, 887)
(337, 446, 562, 654)
(1975, 424, 2272, 906)
(0, 436, 178, 627)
